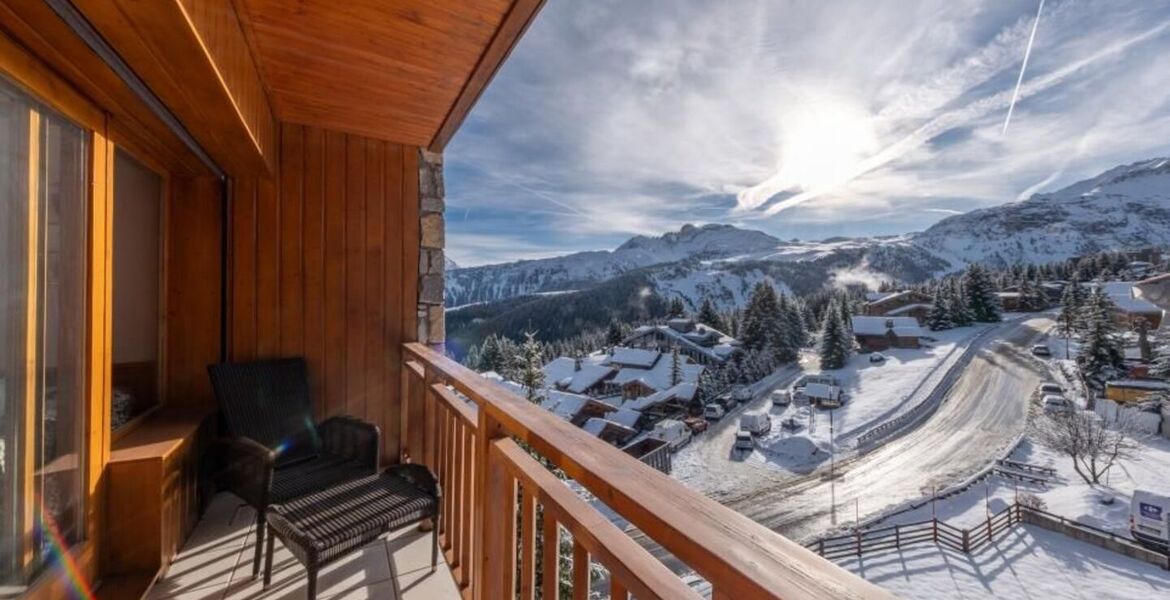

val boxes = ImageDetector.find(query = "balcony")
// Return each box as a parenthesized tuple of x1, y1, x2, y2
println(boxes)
(149, 342, 887, 600)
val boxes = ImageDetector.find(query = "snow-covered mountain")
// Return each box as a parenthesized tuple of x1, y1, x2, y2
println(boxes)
(447, 158, 1170, 309)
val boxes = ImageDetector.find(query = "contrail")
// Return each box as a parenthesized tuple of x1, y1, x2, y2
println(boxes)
(1003, 0, 1045, 134)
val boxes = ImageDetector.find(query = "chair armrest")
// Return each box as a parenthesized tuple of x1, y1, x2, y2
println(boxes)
(320, 415, 381, 472)
(387, 463, 440, 500)
(214, 436, 275, 509)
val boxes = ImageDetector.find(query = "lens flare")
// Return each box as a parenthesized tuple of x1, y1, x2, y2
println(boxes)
(39, 507, 95, 600)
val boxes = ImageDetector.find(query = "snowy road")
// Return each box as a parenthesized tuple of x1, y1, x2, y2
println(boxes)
(726, 316, 1053, 542)
(637, 316, 1054, 569)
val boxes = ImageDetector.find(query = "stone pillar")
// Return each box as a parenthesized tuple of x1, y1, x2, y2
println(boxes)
(417, 149, 445, 349)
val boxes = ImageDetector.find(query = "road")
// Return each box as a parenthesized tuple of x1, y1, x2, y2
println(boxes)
(639, 315, 1053, 564)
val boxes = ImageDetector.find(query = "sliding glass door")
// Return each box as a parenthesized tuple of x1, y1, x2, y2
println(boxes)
(0, 75, 88, 587)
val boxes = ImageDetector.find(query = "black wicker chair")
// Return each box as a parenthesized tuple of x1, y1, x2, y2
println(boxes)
(207, 358, 381, 577)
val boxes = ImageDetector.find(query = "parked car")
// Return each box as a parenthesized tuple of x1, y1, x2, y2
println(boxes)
(771, 389, 791, 407)
(1042, 394, 1072, 414)
(703, 403, 726, 420)
(733, 430, 754, 452)
(1038, 382, 1064, 395)
(683, 416, 708, 434)
(732, 386, 753, 404)
(868, 353, 886, 363)
(1130, 490, 1170, 552)
(1031, 344, 1052, 357)
(740, 412, 772, 436)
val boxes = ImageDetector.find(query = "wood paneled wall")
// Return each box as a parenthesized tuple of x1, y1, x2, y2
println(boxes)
(229, 123, 420, 462)
(164, 176, 224, 407)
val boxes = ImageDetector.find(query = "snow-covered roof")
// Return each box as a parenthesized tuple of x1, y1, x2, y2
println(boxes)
(582, 417, 636, 439)
(1106, 379, 1170, 391)
(887, 303, 931, 315)
(627, 381, 699, 411)
(803, 382, 840, 399)
(610, 406, 642, 428)
(561, 364, 614, 394)
(610, 359, 703, 395)
(1097, 281, 1163, 314)
(606, 347, 660, 368)
(622, 323, 740, 364)
(865, 291, 896, 302)
(996, 292, 1021, 299)
(851, 316, 922, 337)
(865, 290, 926, 308)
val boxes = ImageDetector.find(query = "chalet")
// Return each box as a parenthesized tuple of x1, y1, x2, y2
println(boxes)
(802, 383, 844, 408)
(862, 290, 932, 324)
(543, 356, 615, 396)
(852, 316, 924, 352)
(1097, 282, 1164, 329)
(623, 318, 741, 365)
(1105, 379, 1170, 404)
(582, 417, 638, 446)
(625, 382, 700, 422)
(996, 292, 1022, 312)
(604, 347, 705, 398)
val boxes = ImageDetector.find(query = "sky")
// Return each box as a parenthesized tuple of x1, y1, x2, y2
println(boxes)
(445, 0, 1170, 267)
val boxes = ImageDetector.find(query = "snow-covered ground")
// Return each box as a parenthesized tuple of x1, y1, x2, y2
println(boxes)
(839, 525, 1170, 599)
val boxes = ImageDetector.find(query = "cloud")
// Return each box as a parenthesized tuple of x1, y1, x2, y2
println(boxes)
(447, 0, 1170, 264)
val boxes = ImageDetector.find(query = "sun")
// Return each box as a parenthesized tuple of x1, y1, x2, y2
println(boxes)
(775, 94, 878, 192)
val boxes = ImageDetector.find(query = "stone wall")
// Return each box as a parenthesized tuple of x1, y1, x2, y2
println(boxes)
(417, 149, 445, 348)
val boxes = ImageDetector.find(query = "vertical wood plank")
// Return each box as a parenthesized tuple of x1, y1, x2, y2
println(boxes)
(572, 540, 589, 600)
(21, 110, 40, 573)
(254, 176, 280, 357)
(451, 419, 465, 569)
(540, 511, 558, 600)
(610, 580, 628, 600)
(400, 148, 419, 344)
(461, 425, 475, 588)
(485, 445, 516, 600)
(87, 123, 115, 562)
(230, 178, 257, 360)
(279, 122, 304, 357)
(363, 139, 385, 425)
(383, 143, 405, 462)
(322, 130, 347, 417)
(475, 416, 507, 600)
(344, 135, 366, 417)
(520, 488, 536, 600)
(302, 126, 326, 417)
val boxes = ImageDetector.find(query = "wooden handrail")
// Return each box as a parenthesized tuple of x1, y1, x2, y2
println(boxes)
(403, 342, 890, 599)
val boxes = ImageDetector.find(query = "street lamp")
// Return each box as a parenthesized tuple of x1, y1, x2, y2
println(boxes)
(829, 407, 837, 526)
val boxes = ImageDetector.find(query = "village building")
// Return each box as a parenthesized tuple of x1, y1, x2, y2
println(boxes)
(1104, 379, 1170, 404)
(623, 318, 741, 365)
(861, 290, 933, 324)
(851, 316, 924, 352)
(1097, 281, 1164, 329)
(582, 417, 638, 446)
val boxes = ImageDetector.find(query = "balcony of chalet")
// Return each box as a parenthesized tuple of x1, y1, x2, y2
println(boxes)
(0, 1, 889, 599)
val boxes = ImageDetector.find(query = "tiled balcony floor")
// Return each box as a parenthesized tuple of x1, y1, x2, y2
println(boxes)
(145, 493, 461, 600)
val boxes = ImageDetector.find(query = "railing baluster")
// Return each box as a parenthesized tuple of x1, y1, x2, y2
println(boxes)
(520, 487, 537, 600)
(461, 424, 474, 589)
(572, 539, 589, 600)
(611, 580, 628, 600)
(477, 413, 511, 600)
(541, 513, 559, 600)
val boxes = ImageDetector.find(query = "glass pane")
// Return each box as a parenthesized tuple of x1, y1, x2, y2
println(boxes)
(0, 76, 31, 588)
(0, 76, 88, 586)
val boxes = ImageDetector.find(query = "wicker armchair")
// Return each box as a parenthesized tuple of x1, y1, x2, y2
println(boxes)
(208, 358, 380, 577)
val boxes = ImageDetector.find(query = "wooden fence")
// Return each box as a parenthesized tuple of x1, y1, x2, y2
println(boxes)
(809, 504, 1022, 560)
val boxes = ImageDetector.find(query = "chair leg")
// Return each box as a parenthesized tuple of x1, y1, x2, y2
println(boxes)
(307, 567, 318, 600)
(253, 508, 265, 577)
(431, 514, 439, 571)
(264, 525, 275, 588)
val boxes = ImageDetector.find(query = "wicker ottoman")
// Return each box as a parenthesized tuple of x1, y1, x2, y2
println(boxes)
(263, 464, 440, 599)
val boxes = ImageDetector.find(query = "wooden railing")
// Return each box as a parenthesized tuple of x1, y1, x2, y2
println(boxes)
(401, 342, 891, 600)
(809, 504, 1022, 560)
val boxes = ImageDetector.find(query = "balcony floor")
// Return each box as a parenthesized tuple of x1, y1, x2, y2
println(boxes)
(145, 493, 461, 600)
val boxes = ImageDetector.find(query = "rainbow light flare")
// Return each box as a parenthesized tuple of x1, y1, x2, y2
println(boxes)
(38, 506, 95, 600)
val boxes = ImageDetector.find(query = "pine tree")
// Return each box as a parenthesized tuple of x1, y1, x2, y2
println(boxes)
(947, 282, 973, 327)
(926, 288, 953, 331)
(1077, 287, 1123, 389)
(819, 302, 850, 369)
(668, 297, 687, 318)
(963, 264, 1002, 322)
(670, 346, 683, 387)
(518, 332, 546, 404)
(741, 282, 775, 351)
(479, 335, 502, 373)
(838, 297, 853, 333)
(1149, 327, 1170, 379)
(464, 344, 482, 371)
(606, 320, 624, 346)
(782, 294, 808, 348)
(696, 297, 726, 331)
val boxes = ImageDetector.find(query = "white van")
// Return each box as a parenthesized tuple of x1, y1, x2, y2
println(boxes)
(703, 403, 726, 420)
(771, 389, 791, 407)
(740, 412, 771, 436)
(733, 430, 754, 452)
(1130, 490, 1170, 551)
(651, 419, 692, 450)
(732, 386, 753, 404)
(1042, 395, 1072, 415)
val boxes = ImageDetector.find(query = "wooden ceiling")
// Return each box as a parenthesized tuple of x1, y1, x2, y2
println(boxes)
(234, 0, 543, 151)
